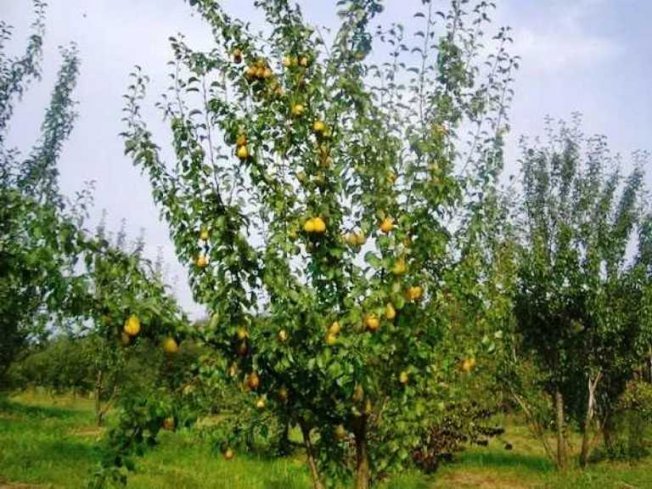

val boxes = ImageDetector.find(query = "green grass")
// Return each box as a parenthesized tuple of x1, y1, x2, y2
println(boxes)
(1, 392, 651, 489)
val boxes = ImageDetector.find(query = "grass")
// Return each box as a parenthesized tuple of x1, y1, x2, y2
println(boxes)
(1, 391, 651, 488)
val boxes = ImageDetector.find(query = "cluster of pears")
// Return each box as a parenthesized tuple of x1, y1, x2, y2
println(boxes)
(235, 133, 249, 161)
(239, 50, 284, 99)
(282, 54, 311, 114)
(406, 285, 423, 302)
(121, 314, 179, 353)
(325, 321, 341, 345)
(303, 216, 326, 234)
(235, 327, 250, 357)
(196, 227, 210, 269)
(244, 58, 274, 82)
(244, 367, 287, 414)
(363, 303, 396, 332)
(343, 230, 366, 247)
(282, 54, 311, 69)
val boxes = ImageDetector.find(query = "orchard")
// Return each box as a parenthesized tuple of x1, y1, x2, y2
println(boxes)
(2, 1, 652, 489)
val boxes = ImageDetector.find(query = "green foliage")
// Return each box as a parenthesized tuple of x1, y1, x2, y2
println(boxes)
(7, 334, 191, 400)
(8, 335, 101, 394)
(599, 380, 652, 461)
(412, 399, 505, 473)
(88, 343, 206, 489)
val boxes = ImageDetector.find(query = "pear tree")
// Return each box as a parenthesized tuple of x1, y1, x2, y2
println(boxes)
(123, 0, 516, 486)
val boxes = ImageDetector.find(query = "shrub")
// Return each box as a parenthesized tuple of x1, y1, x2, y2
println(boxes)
(601, 380, 652, 461)
(412, 400, 504, 473)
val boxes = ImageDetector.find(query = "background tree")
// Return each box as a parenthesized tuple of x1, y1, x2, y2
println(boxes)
(122, 0, 516, 487)
(512, 117, 651, 468)
(1, 7, 192, 447)
(64, 214, 191, 425)
(0, 0, 82, 389)
(595, 211, 652, 460)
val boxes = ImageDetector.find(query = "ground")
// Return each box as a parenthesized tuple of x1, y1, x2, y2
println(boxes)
(0, 392, 650, 489)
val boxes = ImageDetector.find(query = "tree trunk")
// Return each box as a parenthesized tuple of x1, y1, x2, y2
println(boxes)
(299, 422, 324, 489)
(278, 419, 291, 455)
(94, 370, 104, 426)
(580, 372, 601, 467)
(554, 388, 567, 470)
(354, 417, 370, 489)
(602, 408, 616, 453)
(511, 389, 555, 462)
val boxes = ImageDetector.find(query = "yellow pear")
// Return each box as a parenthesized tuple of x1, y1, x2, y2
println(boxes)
(392, 258, 407, 275)
(247, 372, 260, 390)
(303, 218, 316, 233)
(344, 233, 358, 246)
(236, 145, 249, 160)
(291, 103, 305, 117)
(406, 285, 423, 301)
(278, 386, 289, 402)
(335, 424, 347, 441)
(196, 254, 209, 268)
(328, 321, 341, 335)
(379, 217, 394, 233)
(399, 371, 409, 385)
(364, 314, 380, 332)
(385, 303, 396, 320)
(163, 337, 179, 354)
(123, 315, 140, 337)
(461, 357, 476, 373)
(312, 217, 326, 233)
(352, 384, 364, 403)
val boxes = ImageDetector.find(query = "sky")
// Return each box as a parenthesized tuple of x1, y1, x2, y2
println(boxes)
(2, 0, 651, 318)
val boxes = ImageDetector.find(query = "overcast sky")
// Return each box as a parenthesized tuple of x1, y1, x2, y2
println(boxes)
(2, 0, 651, 318)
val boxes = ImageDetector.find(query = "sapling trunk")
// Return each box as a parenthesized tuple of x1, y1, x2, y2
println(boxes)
(299, 422, 325, 489)
(95, 370, 104, 426)
(354, 417, 370, 489)
(554, 388, 567, 470)
(580, 372, 601, 467)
